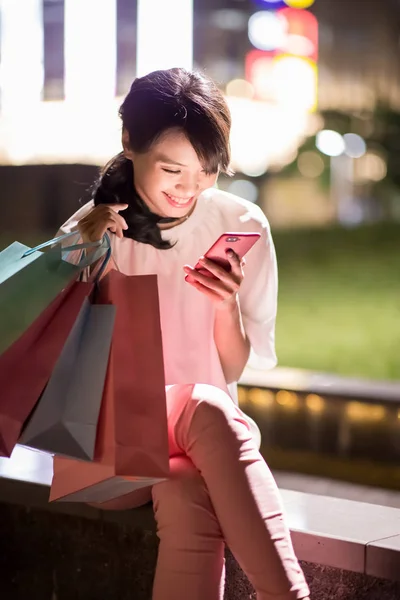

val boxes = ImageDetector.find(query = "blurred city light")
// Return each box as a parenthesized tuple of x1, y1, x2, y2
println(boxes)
(252, 0, 316, 8)
(211, 9, 247, 31)
(343, 133, 367, 159)
(252, 0, 287, 9)
(285, 34, 315, 58)
(64, 0, 116, 104)
(354, 151, 387, 182)
(228, 96, 309, 175)
(316, 130, 345, 157)
(297, 151, 324, 178)
(0, 0, 314, 172)
(248, 11, 287, 51)
(227, 180, 259, 203)
(279, 7, 318, 61)
(305, 394, 325, 413)
(137, 0, 193, 76)
(248, 8, 318, 58)
(246, 51, 275, 101)
(276, 390, 299, 409)
(248, 388, 275, 408)
(245, 5, 318, 117)
(285, 0, 316, 8)
(0, 0, 44, 113)
(346, 402, 386, 422)
(245, 51, 317, 111)
(226, 79, 255, 99)
(273, 55, 317, 111)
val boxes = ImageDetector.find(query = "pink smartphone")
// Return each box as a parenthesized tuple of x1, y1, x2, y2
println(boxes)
(194, 232, 261, 277)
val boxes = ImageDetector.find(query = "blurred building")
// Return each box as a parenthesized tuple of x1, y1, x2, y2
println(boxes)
(194, 0, 400, 112)
(1, 0, 400, 230)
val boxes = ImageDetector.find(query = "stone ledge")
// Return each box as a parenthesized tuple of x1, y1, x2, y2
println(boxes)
(2, 472, 400, 584)
(2, 500, 400, 600)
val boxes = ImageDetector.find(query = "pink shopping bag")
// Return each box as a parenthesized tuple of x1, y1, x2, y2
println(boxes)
(0, 281, 95, 456)
(50, 269, 169, 503)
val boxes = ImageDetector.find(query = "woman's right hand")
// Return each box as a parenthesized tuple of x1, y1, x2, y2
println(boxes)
(78, 203, 129, 243)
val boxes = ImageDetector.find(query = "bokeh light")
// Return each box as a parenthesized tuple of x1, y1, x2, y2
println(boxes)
(0, 0, 44, 113)
(316, 130, 345, 157)
(343, 133, 367, 159)
(285, 0, 316, 8)
(246, 51, 275, 101)
(248, 11, 287, 52)
(276, 390, 299, 409)
(226, 79, 255, 99)
(65, 0, 117, 103)
(305, 394, 325, 413)
(285, 34, 315, 58)
(279, 7, 318, 61)
(228, 96, 309, 176)
(251, 0, 287, 8)
(272, 55, 318, 111)
(247, 388, 275, 408)
(355, 151, 387, 182)
(137, 0, 193, 76)
(297, 151, 324, 178)
(235, 157, 269, 178)
(227, 179, 259, 203)
(346, 402, 386, 422)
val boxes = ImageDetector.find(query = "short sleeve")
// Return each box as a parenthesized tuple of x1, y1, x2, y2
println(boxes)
(239, 212, 278, 371)
(53, 200, 95, 267)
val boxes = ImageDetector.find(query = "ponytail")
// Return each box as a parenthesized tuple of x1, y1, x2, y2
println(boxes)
(91, 152, 173, 250)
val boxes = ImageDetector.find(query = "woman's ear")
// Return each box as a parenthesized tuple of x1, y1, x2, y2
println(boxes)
(122, 128, 134, 160)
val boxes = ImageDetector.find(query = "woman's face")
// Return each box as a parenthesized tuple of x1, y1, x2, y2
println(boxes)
(124, 128, 218, 218)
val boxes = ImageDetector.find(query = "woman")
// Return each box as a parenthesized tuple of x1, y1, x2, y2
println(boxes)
(59, 68, 310, 600)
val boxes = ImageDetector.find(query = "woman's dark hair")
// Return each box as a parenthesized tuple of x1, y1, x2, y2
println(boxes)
(91, 68, 232, 249)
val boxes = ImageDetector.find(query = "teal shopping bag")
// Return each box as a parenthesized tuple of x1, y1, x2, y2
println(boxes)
(0, 232, 109, 355)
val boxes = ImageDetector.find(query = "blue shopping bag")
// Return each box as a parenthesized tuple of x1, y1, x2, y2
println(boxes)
(19, 298, 116, 461)
(0, 232, 109, 356)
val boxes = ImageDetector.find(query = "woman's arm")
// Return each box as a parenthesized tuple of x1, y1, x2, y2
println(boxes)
(214, 297, 251, 384)
(184, 214, 278, 383)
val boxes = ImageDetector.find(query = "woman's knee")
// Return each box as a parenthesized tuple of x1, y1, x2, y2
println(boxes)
(188, 384, 252, 441)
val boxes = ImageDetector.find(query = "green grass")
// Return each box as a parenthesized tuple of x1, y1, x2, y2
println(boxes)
(2, 223, 399, 381)
(273, 223, 400, 381)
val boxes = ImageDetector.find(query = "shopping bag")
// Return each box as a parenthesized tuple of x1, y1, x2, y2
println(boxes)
(0, 231, 108, 356)
(19, 298, 116, 460)
(0, 280, 97, 457)
(50, 269, 169, 503)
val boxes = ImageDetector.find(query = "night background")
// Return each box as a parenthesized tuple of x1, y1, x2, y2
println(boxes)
(1, 3, 400, 598)
(1, 0, 399, 383)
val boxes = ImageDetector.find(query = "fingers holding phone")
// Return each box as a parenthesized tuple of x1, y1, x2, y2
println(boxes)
(183, 232, 259, 306)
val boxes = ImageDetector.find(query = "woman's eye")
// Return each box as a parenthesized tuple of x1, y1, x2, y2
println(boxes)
(162, 168, 180, 174)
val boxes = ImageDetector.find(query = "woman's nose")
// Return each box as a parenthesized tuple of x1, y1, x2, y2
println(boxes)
(175, 174, 200, 196)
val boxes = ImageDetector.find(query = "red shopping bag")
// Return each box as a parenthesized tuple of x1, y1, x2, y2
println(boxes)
(50, 270, 170, 503)
(0, 280, 95, 456)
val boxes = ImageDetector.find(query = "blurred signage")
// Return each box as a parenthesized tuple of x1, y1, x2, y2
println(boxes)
(251, 0, 315, 7)
(251, 0, 287, 8)
(246, 4, 318, 111)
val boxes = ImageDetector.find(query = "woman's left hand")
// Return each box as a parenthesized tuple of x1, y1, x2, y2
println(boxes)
(183, 250, 246, 309)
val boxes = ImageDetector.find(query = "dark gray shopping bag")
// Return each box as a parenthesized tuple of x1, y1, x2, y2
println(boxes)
(19, 297, 116, 460)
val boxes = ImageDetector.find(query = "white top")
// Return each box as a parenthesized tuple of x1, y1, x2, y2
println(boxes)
(59, 187, 278, 444)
